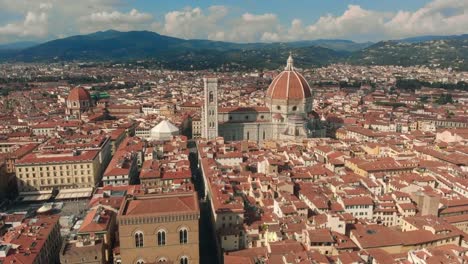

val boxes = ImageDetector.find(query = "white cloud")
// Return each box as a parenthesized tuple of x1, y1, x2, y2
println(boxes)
(384, 0, 468, 38)
(156, 6, 228, 40)
(0, 0, 468, 43)
(0, 0, 123, 42)
(231, 13, 281, 42)
(303, 5, 388, 40)
(0, 11, 48, 37)
(78, 9, 153, 33)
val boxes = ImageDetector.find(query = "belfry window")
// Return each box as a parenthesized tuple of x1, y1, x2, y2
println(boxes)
(209, 91, 214, 103)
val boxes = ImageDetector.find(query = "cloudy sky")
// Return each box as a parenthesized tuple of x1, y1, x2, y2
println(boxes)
(0, 0, 467, 44)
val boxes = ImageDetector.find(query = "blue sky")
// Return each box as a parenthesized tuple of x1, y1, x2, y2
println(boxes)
(132, 0, 430, 24)
(0, 0, 467, 44)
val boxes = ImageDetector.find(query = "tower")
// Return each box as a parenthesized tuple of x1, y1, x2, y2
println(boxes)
(202, 77, 219, 139)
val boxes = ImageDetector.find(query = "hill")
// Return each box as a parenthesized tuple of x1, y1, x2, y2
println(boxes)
(0, 41, 39, 50)
(0, 30, 467, 70)
(347, 38, 468, 70)
(0, 30, 347, 70)
(399, 34, 468, 43)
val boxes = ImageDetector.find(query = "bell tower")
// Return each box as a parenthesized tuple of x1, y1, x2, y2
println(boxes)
(202, 77, 219, 139)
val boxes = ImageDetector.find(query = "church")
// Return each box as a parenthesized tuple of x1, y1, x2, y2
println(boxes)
(202, 55, 325, 142)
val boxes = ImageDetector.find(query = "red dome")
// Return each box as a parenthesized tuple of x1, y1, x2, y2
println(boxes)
(266, 55, 312, 100)
(68, 87, 91, 102)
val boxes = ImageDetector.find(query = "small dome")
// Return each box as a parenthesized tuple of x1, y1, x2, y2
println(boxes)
(266, 55, 312, 100)
(68, 87, 91, 102)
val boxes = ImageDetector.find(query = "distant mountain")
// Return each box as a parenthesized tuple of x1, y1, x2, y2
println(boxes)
(0, 30, 347, 70)
(347, 38, 468, 70)
(0, 30, 467, 70)
(0, 41, 39, 50)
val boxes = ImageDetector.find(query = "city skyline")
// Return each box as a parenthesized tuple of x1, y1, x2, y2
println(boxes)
(0, 2, 467, 264)
(0, 0, 467, 44)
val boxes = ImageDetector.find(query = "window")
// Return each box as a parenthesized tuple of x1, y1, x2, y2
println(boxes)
(135, 232, 144, 248)
(158, 258, 167, 262)
(180, 257, 189, 264)
(136, 260, 145, 264)
(180, 229, 188, 244)
(209, 91, 214, 103)
(157, 230, 166, 246)
(292, 106, 297, 111)
(276, 105, 281, 110)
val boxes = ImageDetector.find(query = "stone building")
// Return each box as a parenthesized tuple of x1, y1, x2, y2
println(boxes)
(117, 191, 200, 264)
(201, 55, 325, 142)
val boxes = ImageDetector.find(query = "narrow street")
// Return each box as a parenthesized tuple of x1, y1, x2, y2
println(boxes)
(189, 140, 220, 264)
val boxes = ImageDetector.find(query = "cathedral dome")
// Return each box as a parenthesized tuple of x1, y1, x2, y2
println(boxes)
(68, 87, 91, 102)
(266, 54, 312, 101)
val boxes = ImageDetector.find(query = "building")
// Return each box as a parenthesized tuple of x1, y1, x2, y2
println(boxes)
(150, 120, 180, 141)
(60, 206, 117, 263)
(117, 191, 200, 264)
(102, 150, 139, 186)
(201, 55, 325, 142)
(15, 149, 104, 192)
(340, 196, 374, 220)
(60, 240, 106, 264)
(66, 87, 93, 119)
(14, 135, 112, 193)
(0, 215, 61, 264)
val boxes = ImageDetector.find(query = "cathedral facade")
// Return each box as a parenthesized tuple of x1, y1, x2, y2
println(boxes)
(202, 55, 325, 142)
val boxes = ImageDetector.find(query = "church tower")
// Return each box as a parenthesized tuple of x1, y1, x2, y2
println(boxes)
(202, 77, 219, 139)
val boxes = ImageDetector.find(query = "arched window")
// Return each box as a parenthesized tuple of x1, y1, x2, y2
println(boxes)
(209, 91, 214, 103)
(180, 256, 189, 264)
(179, 228, 188, 244)
(158, 257, 167, 262)
(135, 232, 144, 248)
(136, 259, 145, 264)
(157, 230, 166, 246)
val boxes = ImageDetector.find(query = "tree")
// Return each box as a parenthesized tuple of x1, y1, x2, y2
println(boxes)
(436, 93, 453, 105)
(419, 95, 429, 103)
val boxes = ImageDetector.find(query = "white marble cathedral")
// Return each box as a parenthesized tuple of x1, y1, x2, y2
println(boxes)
(202, 55, 325, 142)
